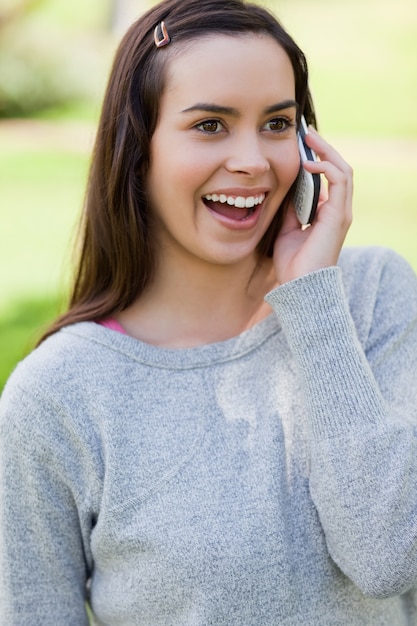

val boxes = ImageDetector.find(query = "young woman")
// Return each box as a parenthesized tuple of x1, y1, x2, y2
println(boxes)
(1, 0, 417, 623)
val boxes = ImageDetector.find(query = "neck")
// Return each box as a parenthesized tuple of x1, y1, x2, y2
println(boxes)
(117, 254, 277, 347)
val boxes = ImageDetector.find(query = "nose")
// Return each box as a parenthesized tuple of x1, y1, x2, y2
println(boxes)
(224, 132, 270, 177)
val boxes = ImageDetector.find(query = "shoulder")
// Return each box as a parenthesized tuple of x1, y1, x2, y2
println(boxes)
(339, 245, 414, 283)
(3, 322, 113, 392)
(339, 245, 417, 301)
(338, 245, 417, 344)
(0, 322, 129, 436)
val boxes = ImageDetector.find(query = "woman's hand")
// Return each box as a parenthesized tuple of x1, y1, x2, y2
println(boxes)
(273, 127, 353, 284)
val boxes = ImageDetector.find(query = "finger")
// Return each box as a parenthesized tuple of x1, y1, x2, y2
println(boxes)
(304, 128, 353, 215)
(305, 158, 353, 205)
(305, 159, 352, 224)
(318, 175, 328, 204)
(305, 127, 352, 180)
(280, 200, 303, 234)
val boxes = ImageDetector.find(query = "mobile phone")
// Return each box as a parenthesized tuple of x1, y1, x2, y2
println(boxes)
(293, 116, 321, 225)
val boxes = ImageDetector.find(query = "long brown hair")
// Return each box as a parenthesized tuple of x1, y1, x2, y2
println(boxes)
(40, 0, 316, 343)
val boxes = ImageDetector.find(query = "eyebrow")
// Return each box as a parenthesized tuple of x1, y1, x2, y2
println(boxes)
(181, 99, 298, 117)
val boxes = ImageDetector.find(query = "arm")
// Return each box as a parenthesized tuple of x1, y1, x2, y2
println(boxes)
(266, 249, 417, 597)
(0, 379, 91, 625)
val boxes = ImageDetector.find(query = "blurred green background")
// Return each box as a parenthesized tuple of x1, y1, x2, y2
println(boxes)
(1, 0, 416, 391)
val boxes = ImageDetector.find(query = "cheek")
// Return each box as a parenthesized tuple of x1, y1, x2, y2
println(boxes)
(173, 141, 223, 177)
(151, 144, 215, 196)
(276, 142, 300, 185)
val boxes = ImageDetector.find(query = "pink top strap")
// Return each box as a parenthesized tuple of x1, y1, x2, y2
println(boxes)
(98, 319, 126, 334)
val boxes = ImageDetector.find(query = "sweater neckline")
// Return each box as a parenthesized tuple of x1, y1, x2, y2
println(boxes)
(64, 314, 281, 370)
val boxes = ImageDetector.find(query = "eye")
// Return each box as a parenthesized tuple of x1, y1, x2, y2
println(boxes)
(196, 119, 224, 134)
(263, 116, 295, 133)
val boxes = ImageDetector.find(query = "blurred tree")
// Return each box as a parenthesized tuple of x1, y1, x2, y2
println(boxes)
(0, 0, 108, 118)
(0, 0, 44, 30)
(109, 0, 150, 35)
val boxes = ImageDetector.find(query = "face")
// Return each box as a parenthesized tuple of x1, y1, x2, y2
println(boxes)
(147, 34, 300, 270)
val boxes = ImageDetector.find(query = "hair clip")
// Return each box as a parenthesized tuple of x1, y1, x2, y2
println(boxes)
(154, 21, 171, 48)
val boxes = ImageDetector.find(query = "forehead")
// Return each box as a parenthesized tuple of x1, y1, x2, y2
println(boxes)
(161, 34, 296, 107)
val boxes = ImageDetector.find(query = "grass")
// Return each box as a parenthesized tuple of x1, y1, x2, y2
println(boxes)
(1, 0, 416, 392)
(0, 150, 86, 301)
(0, 146, 87, 389)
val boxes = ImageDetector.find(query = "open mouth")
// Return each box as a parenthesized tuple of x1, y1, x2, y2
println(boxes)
(202, 193, 266, 221)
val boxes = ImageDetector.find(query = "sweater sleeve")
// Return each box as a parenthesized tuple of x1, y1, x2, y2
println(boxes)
(0, 379, 91, 625)
(265, 248, 417, 598)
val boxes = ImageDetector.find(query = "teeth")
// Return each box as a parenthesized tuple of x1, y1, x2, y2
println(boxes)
(203, 193, 265, 208)
(234, 197, 246, 208)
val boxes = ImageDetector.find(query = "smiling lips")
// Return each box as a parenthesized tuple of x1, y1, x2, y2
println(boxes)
(203, 192, 266, 221)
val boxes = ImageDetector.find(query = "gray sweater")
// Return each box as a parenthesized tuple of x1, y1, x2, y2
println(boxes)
(1, 246, 417, 625)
